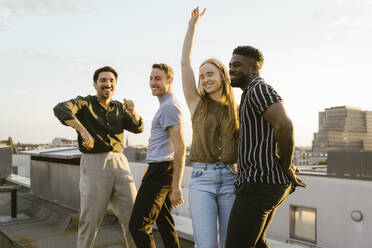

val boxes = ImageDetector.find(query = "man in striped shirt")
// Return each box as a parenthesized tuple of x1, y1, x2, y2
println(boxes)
(225, 46, 306, 248)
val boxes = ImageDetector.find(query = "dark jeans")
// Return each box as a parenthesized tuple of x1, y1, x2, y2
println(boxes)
(129, 161, 180, 248)
(225, 182, 292, 248)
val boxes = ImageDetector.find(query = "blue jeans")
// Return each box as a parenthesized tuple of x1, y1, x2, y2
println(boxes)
(189, 162, 236, 248)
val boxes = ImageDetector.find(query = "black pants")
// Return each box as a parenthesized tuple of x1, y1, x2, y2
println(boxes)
(129, 161, 180, 248)
(225, 182, 292, 248)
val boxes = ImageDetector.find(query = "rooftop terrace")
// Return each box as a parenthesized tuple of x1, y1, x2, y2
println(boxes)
(1, 147, 371, 248)
(0, 178, 306, 248)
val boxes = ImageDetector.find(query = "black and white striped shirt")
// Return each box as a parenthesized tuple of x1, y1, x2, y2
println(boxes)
(235, 77, 290, 186)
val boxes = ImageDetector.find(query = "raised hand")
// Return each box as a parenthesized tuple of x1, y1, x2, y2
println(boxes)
(189, 6, 206, 26)
(124, 98, 141, 125)
(124, 98, 136, 115)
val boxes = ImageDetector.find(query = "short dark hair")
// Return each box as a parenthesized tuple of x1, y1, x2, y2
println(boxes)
(233, 46, 264, 69)
(152, 63, 174, 79)
(93, 66, 118, 83)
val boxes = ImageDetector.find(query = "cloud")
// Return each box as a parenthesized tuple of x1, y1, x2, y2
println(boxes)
(56, 55, 91, 70)
(0, 0, 91, 24)
(1, 49, 92, 70)
(31, 52, 90, 68)
(329, 0, 372, 27)
(6, 88, 31, 96)
(28, 52, 92, 70)
(330, 13, 372, 27)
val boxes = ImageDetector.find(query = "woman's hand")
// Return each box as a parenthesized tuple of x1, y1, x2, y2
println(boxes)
(189, 7, 206, 26)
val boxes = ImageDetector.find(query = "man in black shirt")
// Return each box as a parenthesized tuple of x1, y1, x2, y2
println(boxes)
(225, 46, 306, 248)
(54, 66, 143, 248)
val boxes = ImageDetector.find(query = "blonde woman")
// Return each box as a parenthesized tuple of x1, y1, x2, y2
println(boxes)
(181, 7, 239, 248)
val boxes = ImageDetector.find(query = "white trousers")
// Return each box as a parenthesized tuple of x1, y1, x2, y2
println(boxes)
(77, 152, 137, 248)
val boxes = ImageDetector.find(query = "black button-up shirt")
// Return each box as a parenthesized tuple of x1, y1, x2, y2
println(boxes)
(53, 95, 144, 153)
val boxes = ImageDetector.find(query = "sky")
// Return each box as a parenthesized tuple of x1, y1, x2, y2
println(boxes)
(0, 0, 372, 147)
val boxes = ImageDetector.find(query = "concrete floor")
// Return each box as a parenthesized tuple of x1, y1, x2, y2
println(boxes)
(0, 183, 306, 248)
(0, 185, 193, 248)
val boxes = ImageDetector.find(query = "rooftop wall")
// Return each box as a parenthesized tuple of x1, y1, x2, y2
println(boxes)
(268, 175, 372, 248)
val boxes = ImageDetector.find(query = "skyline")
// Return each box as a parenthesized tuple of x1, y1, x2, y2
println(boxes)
(1, 0, 372, 146)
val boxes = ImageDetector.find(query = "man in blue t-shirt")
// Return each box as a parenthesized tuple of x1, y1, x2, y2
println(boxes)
(129, 63, 186, 248)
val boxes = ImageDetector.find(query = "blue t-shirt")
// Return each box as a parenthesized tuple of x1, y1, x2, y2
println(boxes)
(146, 93, 183, 162)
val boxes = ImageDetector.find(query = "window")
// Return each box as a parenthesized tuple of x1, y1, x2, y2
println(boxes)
(290, 206, 317, 244)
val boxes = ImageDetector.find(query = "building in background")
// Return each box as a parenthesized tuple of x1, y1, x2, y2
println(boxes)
(293, 147, 310, 166)
(51, 138, 78, 148)
(293, 147, 327, 166)
(312, 106, 372, 152)
(307, 151, 327, 165)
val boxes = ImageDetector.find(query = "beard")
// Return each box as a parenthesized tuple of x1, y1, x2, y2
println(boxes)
(98, 86, 114, 99)
(230, 73, 249, 88)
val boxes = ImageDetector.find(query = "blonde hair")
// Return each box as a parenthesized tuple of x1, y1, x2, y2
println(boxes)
(196, 58, 239, 132)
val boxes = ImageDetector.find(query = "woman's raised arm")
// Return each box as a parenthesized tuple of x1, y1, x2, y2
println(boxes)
(181, 7, 206, 112)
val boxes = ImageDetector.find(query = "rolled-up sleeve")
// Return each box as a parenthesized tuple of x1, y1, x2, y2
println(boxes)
(53, 96, 86, 125)
(123, 111, 144, 134)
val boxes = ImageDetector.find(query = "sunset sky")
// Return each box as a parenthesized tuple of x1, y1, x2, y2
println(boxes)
(1, 0, 371, 146)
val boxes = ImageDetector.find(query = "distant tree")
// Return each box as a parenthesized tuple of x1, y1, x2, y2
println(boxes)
(318, 160, 327, 165)
(7, 137, 17, 154)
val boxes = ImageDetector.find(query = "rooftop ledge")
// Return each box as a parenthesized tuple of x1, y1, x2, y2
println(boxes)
(1, 177, 316, 248)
